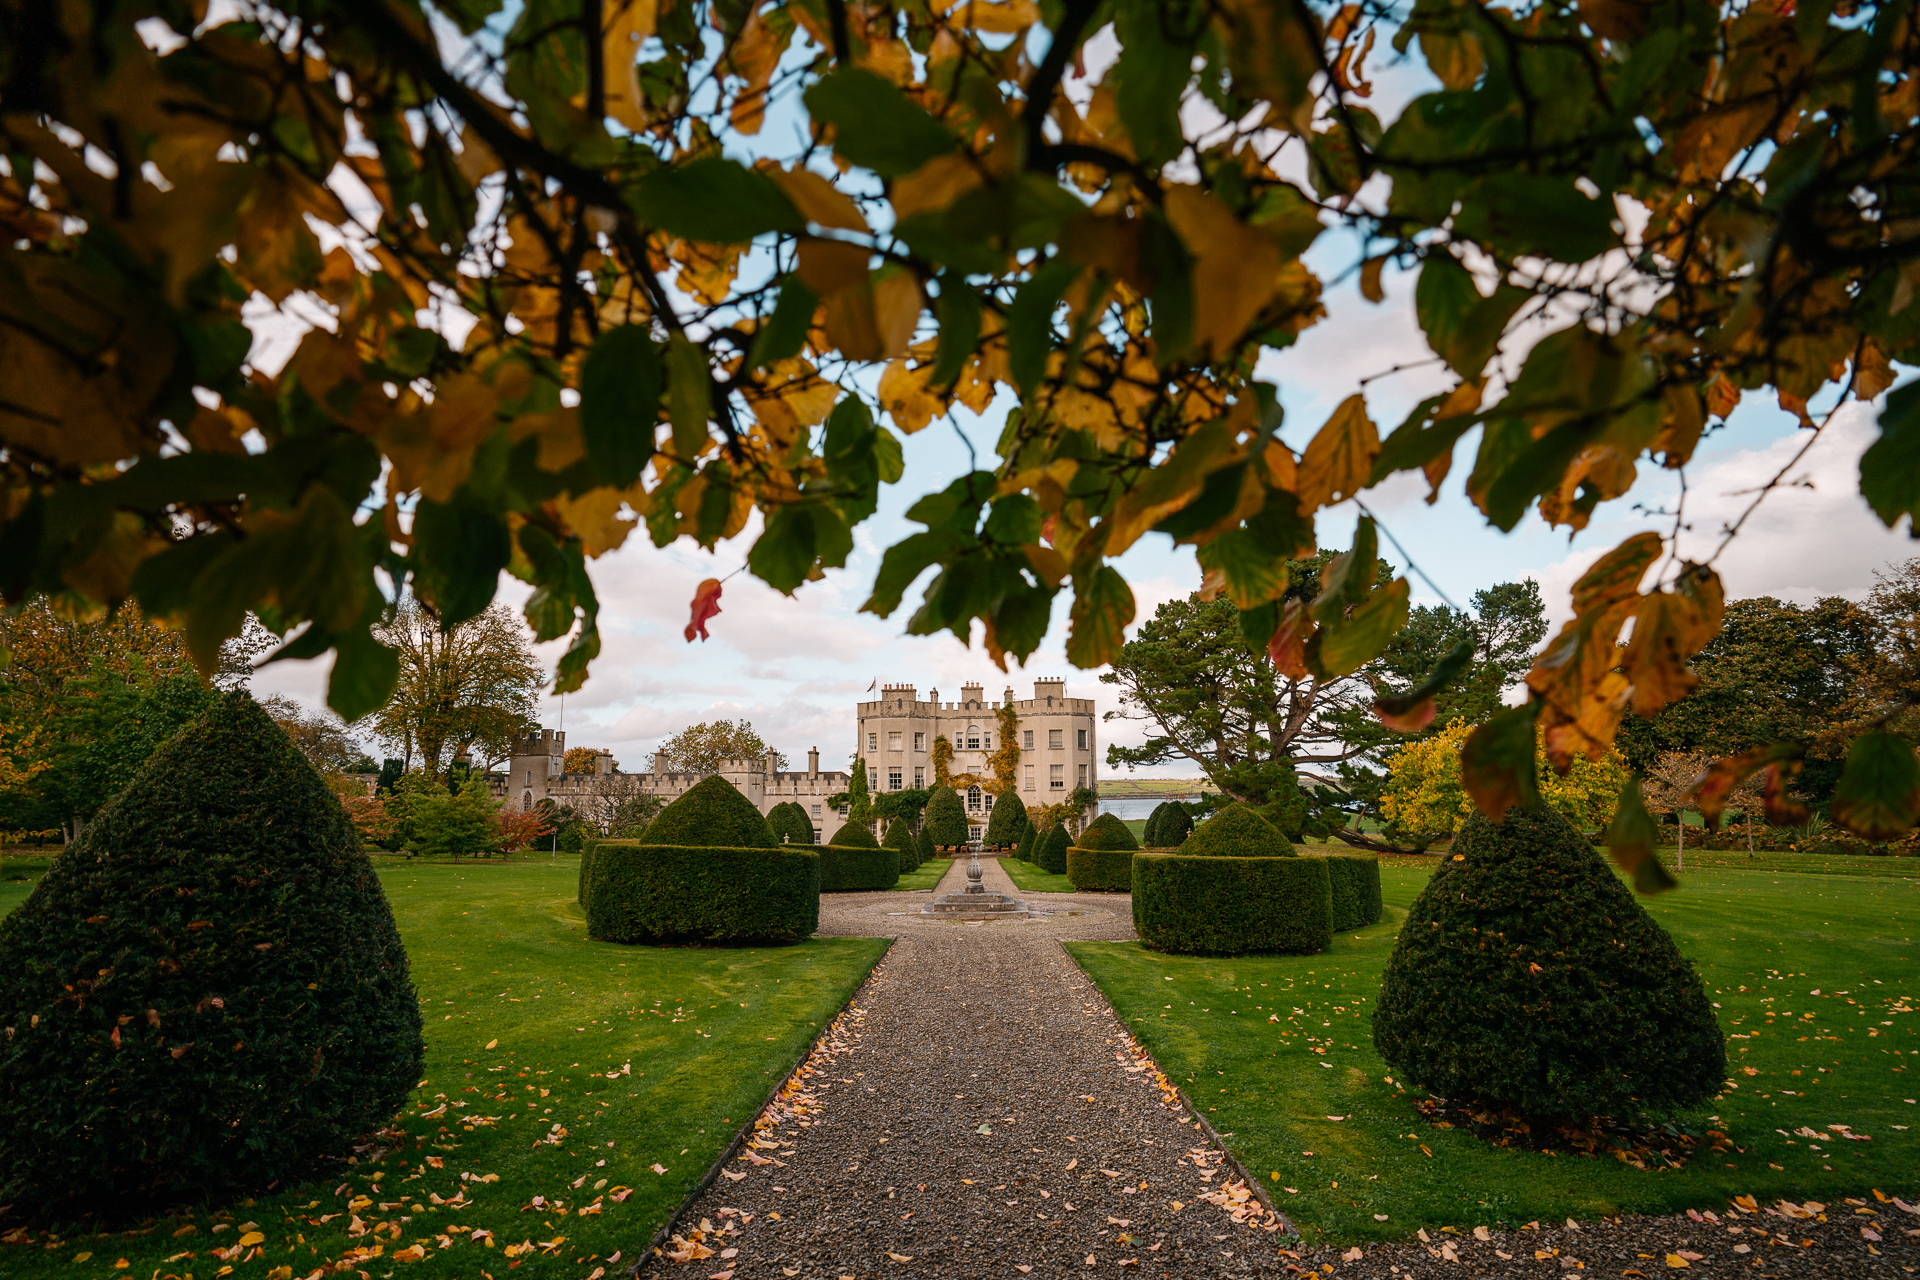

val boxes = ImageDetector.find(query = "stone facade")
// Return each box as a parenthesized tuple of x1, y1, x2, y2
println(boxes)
(491, 677, 1094, 844)
(491, 731, 852, 843)
(854, 678, 1097, 841)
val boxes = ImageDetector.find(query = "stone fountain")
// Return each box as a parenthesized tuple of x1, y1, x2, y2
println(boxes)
(920, 848, 1030, 920)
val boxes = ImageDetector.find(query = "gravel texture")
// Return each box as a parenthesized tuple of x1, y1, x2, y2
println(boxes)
(633, 857, 1920, 1280)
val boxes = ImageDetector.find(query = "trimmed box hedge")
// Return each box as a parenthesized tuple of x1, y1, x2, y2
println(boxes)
(1132, 852, 1333, 955)
(586, 842, 820, 944)
(1178, 802, 1295, 857)
(1318, 853, 1384, 931)
(641, 775, 777, 847)
(1065, 845, 1135, 892)
(578, 841, 599, 907)
(820, 842, 900, 892)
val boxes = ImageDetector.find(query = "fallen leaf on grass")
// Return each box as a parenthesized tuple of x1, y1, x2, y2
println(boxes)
(485, 1039, 498, 1050)
(651, 1164, 669, 1176)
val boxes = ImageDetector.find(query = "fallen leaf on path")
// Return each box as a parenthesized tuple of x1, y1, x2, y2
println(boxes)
(1665, 1255, 1689, 1269)
(888, 1253, 913, 1262)
(1342, 1247, 1363, 1261)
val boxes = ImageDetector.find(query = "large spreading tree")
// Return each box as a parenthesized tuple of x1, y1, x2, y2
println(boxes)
(655, 719, 786, 773)
(369, 600, 543, 778)
(5, 0, 1920, 882)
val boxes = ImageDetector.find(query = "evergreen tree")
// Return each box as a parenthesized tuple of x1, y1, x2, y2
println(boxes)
(924, 786, 968, 848)
(883, 818, 918, 872)
(983, 794, 1029, 849)
(767, 801, 814, 845)
(1037, 823, 1071, 874)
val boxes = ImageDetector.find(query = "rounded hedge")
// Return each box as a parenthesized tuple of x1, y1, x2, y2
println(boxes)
(767, 801, 814, 846)
(641, 775, 777, 847)
(883, 819, 919, 872)
(819, 842, 900, 892)
(924, 786, 969, 847)
(983, 795, 1028, 849)
(1076, 812, 1139, 852)
(1037, 823, 1070, 874)
(0, 693, 423, 1218)
(828, 819, 879, 848)
(1372, 806, 1727, 1121)
(1147, 802, 1193, 848)
(1132, 852, 1332, 955)
(1014, 822, 1038, 863)
(1318, 853, 1384, 932)
(1065, 845, 1134, 891)
(1178, 803, 1295, 857)
(587, 842, 820, 943)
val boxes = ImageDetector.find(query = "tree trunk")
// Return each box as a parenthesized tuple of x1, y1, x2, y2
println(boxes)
(1747, 814, 1754, 858)
(1676, 814, 1685, 871)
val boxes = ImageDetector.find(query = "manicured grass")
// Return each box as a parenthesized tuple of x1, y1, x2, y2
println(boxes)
(894, 861, 949, 891)
(1002, 857, 1080, 894)
(0, 859, 886, 1277)
(1068, 862, 1920, 1244)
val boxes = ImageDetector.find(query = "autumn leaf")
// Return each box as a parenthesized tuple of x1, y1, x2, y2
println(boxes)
(685, 580, 724, 642)
(1603, 776, 1678, 895)
(1830, 732, 1920, 842)
(1460, 702, 1542, 820)
(1294, 395, 1379, 512)
(1373, 638, 1473, 732)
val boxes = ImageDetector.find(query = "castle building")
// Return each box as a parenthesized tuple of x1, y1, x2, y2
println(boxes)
(494, 733, 852, 843)
(854, 678, 1098, 841)
(495, 678, 1094, 845)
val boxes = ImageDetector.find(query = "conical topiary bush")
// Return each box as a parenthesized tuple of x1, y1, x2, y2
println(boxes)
(1075, 812, 1139, 851)
(0, 692, 424, 1218)
(1143, 801, 1171, 847)
(1372, 806, 1727, 1121)
(1153, 803, 1194, 848)
(1066, 812, 1139, 891)
(1177, 802, 1294, 856)
(884, 818, 918, 871)
(641, 775, 776, 846)
(915, 824, 936, 865)
(1015, 822, 1038, 863)
(982, 794, 1028, 849)
(924, 786, 968, 849)
(767, 800, 813, 845)
(1037, 822, 1070, 874)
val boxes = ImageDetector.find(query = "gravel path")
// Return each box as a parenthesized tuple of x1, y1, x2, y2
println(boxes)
(635, 857, 1285, 1279)
(633, 857, 1920, 1280)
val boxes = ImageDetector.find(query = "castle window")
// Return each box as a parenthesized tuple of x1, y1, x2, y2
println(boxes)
(1050, 764, 1065, 790)
(913, 767, 925, 788)
(524, 769, 532, 788)
(888, 769, 902, 791)
(1078, 728, 1088, 750)
(888, 731, 902, 751)
(966, 785, 982, 812)
(1024, 764, 1035, 791)
(522, 792, 532, 811)
(839, 804, 850, 818)
(965, 727, 980, 750)
(913, 732, 926, 751)
(983, 792, 994, 811)
(811, 804, 822, 818)
(867, 732, 877, 751)
(1023, 729, 1034, 750)
(1078, 764, 1088, 788)
(1049, 729, 1064, 749)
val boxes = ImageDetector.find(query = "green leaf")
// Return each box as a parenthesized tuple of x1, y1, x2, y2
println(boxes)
(750, 503, 854, 593)
(1007, 257, 1082, 396)
(1066, 565, 1135, 668)
(1602, 775, 1679, 895)
(1830, 731, 1920, 841)
(1113, 17, 1190, 166)
(413, 492, 511, 627)
(1451, 174, 1619, 263)
(665, 335, 710, 461)
(863, 529, 964, 617)
(984, 493, 1043, 545)
(578, 324, 661, 487)
(628, 156, 805, 242)
(1414, 254, 1528, 379)
(931, 275, 982, 388)
(1460, 701, 1542, 820)
(1308, 576, 1409, 678)
(1139, 215, 1195, 360)
(1310, 516, 1380, 623)
(903, 471, 997, 535)
(1372, 637, 1473, 731)
(1153, 462, 1249, 544)
(1195, 526, 1290, 610)
(327, 620, 402, 722)
(1372, 391, 1479, 483)
(803, 68, 958, 177)
(988, 580, 1054, 660)
(1860, 381, 1920, 531)
(750, 276, 820, 369)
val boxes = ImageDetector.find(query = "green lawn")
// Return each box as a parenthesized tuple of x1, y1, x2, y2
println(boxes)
(895, 860, 950, 891)
(1068, 862, 1920, 1244)
(0, 858, 886, 1277)
(1001, 856, 1079, 893)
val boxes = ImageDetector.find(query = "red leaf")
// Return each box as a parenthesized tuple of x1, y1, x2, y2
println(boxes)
(685, 579, 724, 642)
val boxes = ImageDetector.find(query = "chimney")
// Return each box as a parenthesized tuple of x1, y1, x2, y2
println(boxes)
(651, 750, 665, 775)
(961, 681, 984, 705)
(808, 746, 820, 778)
(595, 751, 613, 777)
(1004, 686, 1015, 705)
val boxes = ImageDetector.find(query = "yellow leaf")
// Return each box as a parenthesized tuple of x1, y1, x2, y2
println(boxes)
(767, 167, 869, 232)
(1665, 1255, 1690, 1269)
(604, 0, 659, 131)
(1620, 565, 1724, 717)
(892, 153, 987, 222)
(507, 407, 586, 473)
(878, 360, 947, 434)
(237, 1232, 265, 1247)
(1294, 394, 1378, 511)
(485, 1039, 498, 1050)
(1164, 186, 1285, 360)
(552, 486, 646, 558)
(937, 0, 1040, 32)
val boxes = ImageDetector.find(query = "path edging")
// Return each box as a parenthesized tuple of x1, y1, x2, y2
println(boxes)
(629, 937, 898, 1273)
